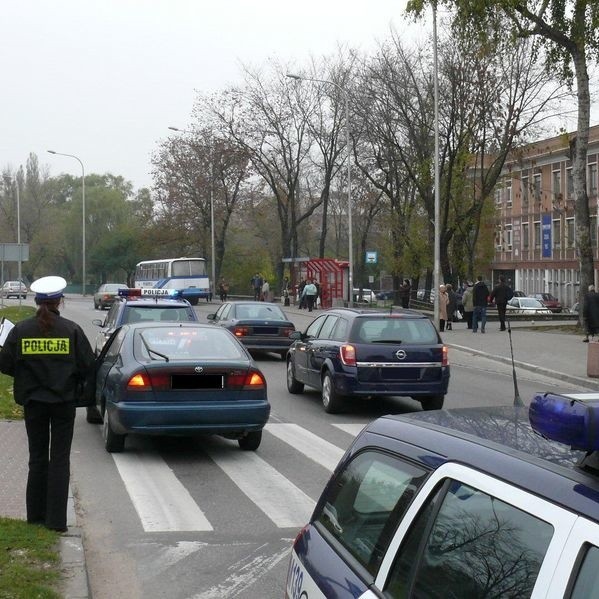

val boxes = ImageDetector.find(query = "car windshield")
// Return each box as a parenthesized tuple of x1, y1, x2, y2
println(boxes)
(134, 327, 245, 361)
(123, 306, 195, 324)
(519, 298, 544, 308)
(352, 318, 438, 344)
(104, 284, 127, 292)
(235, 304, 287, 320)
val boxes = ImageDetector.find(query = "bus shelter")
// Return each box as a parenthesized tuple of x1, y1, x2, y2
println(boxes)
(305, 258, 349, 308)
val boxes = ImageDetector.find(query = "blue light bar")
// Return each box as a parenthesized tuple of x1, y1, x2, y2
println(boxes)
(118, 288, 181, 298)
(529, 392, 599, 451)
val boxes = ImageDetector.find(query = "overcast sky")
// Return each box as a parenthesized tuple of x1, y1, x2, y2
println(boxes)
(1, 0, 424, 191)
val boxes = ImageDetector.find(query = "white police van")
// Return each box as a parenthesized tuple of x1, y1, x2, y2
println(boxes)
(286, 393, 599, 598)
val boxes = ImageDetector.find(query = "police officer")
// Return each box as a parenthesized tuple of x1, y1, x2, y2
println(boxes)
(0, 276, 95, 532)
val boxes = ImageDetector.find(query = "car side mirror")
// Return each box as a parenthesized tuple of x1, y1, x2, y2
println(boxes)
(92, 319, 103, 327)
(289, 330, 303, 341)
(207, 313, 216, 321)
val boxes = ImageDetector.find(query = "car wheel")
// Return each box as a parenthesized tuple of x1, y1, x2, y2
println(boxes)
(421, 395, 445, 411)
(286, 360, 304, 394)
(103, 409, 125, 452)
(322, 372, 343, 414)
(238, 430, 262, 451)
(279, 351, 287, 361)
(86, 405, 103, 424)
(94, 301, 99, 309)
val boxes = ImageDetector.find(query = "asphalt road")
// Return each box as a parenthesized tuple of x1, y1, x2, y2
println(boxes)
(53, 297, 588, 599)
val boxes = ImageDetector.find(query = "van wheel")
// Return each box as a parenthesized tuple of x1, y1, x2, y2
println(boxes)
(421, 395, 445, 411)
(238, 431, 262, 450)
(287, 360, 304, 394)
(322, 372, 343, 414)
(103, 410, 125, 452)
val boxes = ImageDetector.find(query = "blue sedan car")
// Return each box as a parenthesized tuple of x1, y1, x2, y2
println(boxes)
(94, 322, 270, 453)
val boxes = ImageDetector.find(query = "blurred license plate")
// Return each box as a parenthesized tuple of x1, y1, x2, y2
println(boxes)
(171, 375, 223, 389)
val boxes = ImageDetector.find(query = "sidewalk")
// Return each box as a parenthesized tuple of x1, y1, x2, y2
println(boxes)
(0, 310, 596, 599)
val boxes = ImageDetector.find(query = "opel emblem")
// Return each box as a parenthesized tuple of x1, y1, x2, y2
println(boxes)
(395, 349, 406, 360)
(194, 366, 204, 373)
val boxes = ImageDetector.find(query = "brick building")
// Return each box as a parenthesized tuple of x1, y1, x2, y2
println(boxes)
(492, 124, 599, 309)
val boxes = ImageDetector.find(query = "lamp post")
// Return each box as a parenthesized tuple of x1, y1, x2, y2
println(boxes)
(432, 2, 441, 326)
(286, 73, 353, 305)
(15, 177, 22, 306)
(168, 126, 216, 300)
(47, 150, 86, 295)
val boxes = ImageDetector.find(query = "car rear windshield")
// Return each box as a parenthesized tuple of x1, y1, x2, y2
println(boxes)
(236, 304, 287, 320)
(123, 306, 196, 324)
(133, 327, 245, 361)
(352, 317, 438, 344)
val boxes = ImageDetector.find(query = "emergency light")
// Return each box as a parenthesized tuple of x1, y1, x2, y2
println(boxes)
(529, 392, 599, 452)
(118, 288, 181, 298)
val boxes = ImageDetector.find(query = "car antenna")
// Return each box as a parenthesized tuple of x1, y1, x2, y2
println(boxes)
(506, 313, 524, 407)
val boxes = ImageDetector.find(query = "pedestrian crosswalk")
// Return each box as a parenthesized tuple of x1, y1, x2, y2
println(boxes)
(111, 422, 365, 533)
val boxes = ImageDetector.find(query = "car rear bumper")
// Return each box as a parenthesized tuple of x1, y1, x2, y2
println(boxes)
(332, 367, 450, 397)
(106, 400, 271, 435)
(241, 339, 293, 352)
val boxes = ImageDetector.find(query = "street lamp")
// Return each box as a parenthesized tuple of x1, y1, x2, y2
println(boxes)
(168, 126, 216, 300)
(15, 177, 22, 307)
(286, 73, 354, 305)
(47, 150, 86, 295)
(432, 3, 441, 327)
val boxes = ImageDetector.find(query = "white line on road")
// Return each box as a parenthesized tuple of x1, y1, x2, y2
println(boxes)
(112, 453, 213, 532)
(332, 423, 367, 437)
(204, 447, 315, 528)
(265, 423, 345, 471)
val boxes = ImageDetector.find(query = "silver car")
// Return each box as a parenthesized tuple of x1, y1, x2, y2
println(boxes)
(1, 281, 27, 299)
(506, 297, 552, 315)
(93, 283, 128, 310)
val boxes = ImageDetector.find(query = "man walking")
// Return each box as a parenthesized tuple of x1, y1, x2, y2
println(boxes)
(472, 276, 490, 334)
(490, 275, 514, 331)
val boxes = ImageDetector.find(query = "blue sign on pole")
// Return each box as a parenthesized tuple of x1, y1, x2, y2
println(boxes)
(365, 251, 377, 264)
(542, 215, 552, 258)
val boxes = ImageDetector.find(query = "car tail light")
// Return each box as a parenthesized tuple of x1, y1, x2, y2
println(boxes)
(281, 327, 294, 337)
(227, 370, 266, 389)
(442, 345, 448, 367)
(127, 372, 151, 391)
(340, 344, 356, 366)
(233, 326, 249, 337)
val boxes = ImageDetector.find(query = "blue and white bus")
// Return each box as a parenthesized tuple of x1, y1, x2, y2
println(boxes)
(134, 257, 210, 305)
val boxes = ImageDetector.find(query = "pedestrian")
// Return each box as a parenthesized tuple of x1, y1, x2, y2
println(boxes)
(399, 279, 411, 309)
(314, 280, 321, 310)
(0, 276, 95, 533)
(462, 282, 474, 329)
(583, 285, 599, 342)
(298, 279, 307, 309)
(302, 279, 318, 312)
(218, 278, 229, 302)
(438, 284, 449, 332)
(445, 283, 457, 330)
(472, 275, 490, 334)
(282, 277, 290, 306)
(261, 279, 270, 302)
(490, 275, 514, 331)
(250, 273, 263, 301)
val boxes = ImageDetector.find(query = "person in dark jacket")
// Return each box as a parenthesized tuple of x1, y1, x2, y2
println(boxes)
(445, 283, 458, 330)
(472, 276, 490, 334)
(399, 279, 411, 309)
(0, 276, 95, 532)
(490, 275, 514, 331)
(583, 285, 599, 342)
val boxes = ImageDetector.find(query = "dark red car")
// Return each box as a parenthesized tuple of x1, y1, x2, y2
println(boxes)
(530, 292, 562, 313)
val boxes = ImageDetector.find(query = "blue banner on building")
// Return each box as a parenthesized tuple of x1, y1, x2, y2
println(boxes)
(542, 214, 552, 258)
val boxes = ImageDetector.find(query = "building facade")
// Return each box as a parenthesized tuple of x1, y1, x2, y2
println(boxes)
(492, 125, 599, 309)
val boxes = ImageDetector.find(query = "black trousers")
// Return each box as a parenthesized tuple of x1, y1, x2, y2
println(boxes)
(306, 295, 316, 311)
(497, 302, 508, 330)
(24, 400, 76, 529)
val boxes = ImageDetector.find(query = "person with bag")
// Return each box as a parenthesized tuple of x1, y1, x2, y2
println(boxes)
(438, 284, 450, 332)
(445, 283, 458, 330)
(302, 279, 318, 312)
(0, 276, 95, 533)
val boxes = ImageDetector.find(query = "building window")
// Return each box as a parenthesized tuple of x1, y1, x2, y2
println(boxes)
(592, 216, 598, 247)
(522, 222, 529, 249)
(553, 219, 561, 249)
(505, 184, 512, 208)
(552, 168, 562, 202)
(521, 176, 529, 207)
(566, 168, 574, 198)
(589, 163, 598, 197)
(495, 186, 502, 207)
(566, 217, 575, 248)
(534, 221, 541, 249)
(533, 174, 542, 202)
(505, 224, 513, 250)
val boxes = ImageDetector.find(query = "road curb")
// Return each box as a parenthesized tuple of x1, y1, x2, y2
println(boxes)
(447, 342, 599, 391)
(60, 488, 89, 598)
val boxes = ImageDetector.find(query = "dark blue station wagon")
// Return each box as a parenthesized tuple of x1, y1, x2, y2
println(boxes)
(286, 308, 449, 413)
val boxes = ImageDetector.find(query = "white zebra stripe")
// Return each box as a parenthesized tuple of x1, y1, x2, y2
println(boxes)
(331, 422, 367, 437)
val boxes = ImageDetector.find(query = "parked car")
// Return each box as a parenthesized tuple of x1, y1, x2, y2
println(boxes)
(286, 307, 449, 413)
(506, 297, 553, 315)
(93, 283, 129, 310)
(286, 393, 599, 598)
(513, 290, 526, 297)
(92, 322, 270, 453)
(529, 292, 563, 313)
(571, 302, 580, 315)
(1, 281, 27, 299)
(376, 290, 395, 300)
(352, 288, 377, 303)
(207, 301, 295, 360)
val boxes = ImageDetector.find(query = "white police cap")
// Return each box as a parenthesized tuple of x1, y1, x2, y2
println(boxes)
(30, 276, 67, 300)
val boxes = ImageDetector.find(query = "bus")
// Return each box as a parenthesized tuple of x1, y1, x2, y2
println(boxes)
(134, 257, 210, 305)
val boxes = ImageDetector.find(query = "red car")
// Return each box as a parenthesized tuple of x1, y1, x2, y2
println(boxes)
(530, 292, 562, 313)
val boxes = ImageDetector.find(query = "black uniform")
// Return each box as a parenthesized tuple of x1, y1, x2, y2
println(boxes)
(0, 310, 95, 530)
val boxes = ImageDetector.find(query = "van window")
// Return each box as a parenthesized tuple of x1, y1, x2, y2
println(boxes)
(570, 544, 599, 599)
(315, 450, 427, 575)
(385, 479, 554, 598)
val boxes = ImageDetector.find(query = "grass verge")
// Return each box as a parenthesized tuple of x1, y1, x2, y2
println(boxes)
(0, 517, 61, 598)
(0, 305, 35, 420)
